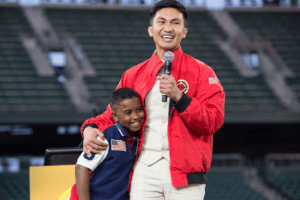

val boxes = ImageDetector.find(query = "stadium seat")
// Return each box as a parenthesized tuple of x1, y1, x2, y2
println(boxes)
(229, 11, 300, 104)
(205, 154, 266, 200)
(0, 6, 77, 118)
(261, 154, 300, 200)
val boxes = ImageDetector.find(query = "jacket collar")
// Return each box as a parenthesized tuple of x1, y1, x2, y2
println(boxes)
(148, 46, 184, 77)
(139, 46, 184, 100)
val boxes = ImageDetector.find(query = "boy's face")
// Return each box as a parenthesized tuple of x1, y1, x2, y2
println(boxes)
(148, 7, 188, 54)
(112, 97, 145, 136)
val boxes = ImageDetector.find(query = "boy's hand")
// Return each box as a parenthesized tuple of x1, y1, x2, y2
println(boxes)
(83, 127, 108, 156)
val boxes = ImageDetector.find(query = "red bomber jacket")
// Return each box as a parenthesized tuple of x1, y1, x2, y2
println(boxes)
(81, 46, 225, 188)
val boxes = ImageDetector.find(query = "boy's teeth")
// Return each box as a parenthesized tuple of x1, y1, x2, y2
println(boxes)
(163, 36, 173, 39)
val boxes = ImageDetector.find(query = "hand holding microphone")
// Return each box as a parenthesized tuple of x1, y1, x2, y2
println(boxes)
(158, 51, 183, 103)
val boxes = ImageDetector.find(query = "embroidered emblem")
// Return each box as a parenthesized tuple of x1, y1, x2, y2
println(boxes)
(177, 79, 189, 94)
(111, 139, 126, 151)
(208, 77, 218, 85)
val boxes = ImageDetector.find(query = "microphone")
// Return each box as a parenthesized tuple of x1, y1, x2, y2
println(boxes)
(162, 51, 174, 102)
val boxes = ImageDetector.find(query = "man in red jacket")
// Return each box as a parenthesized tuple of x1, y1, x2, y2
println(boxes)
(81, 0, 225, 199)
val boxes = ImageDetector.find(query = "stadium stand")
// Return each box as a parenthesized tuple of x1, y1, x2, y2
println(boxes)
(261, 154, 300, 200)
(0, 6, 76, 118)
(229, 11, 300, 105)
(0, 156, 29, 200)
(205, 154, 266, 200)
(0, 173, 29, 200)
(45, 8, 154, 110)
(181, 11, 287, 117)
(45, 7, 287, 118)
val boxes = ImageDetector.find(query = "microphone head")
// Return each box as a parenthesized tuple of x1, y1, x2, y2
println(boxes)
(164, 51, 174, 62)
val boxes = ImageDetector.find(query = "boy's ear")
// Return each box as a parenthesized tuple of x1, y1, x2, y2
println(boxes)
(111, 111, 119, 122)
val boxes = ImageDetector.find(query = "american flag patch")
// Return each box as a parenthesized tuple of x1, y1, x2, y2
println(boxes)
(111, 139, 126, 151)
(208, 77, 218, 85)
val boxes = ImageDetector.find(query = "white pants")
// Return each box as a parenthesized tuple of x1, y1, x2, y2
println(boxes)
(130, 158, 206, 200)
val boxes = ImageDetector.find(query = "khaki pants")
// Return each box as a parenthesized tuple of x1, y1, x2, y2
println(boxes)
(130, 158, 206, 200)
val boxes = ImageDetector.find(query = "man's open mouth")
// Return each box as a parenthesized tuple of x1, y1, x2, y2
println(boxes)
(162, 35, 174, 39)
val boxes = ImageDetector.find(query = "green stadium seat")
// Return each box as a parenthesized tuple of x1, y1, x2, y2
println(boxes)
(0, 7, 77, 115)
(230, 11, 300, 104)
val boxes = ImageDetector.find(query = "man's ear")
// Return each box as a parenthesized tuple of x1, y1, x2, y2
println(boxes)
(182, 27, 188, 39)
(111, 111, 119, 122)
(148, 26, 153, 37)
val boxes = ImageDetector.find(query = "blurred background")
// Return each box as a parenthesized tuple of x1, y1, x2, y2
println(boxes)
(0, 0, 300, 199)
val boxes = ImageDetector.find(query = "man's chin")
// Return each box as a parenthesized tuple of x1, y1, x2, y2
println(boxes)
(163, 47, 172, 51)
(163, 46, 178, 52)
(155, 44, 179, 53)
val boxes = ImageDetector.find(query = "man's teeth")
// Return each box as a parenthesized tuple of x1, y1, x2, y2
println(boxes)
(163, 36, 174, 39)
(133, 122, 138, 125)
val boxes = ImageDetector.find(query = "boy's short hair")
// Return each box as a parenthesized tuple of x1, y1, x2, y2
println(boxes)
(109, 87, 141, 111)
(149, 0, 188, 27)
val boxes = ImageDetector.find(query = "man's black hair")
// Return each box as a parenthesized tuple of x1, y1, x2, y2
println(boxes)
(109, 87, 141, 111)
(149, 0, 188, 27)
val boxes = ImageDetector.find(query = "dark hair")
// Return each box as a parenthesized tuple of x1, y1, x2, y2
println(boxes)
(149, 0, 188, 27)
(109, 87, 141, 111)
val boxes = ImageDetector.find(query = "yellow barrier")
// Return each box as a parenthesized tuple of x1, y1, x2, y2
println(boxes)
(30, 165, 75, 200)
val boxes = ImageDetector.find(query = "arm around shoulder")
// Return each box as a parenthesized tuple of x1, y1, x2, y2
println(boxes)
(80, 70, 133, 154)
(81, 106, 115, 138)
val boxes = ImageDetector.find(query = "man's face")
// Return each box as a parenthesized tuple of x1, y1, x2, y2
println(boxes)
(112, 97, 145, 136)
(148, 7, 188, 54)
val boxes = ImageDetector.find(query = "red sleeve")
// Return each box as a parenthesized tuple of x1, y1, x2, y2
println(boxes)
(69, 183, 79, 200)
(174, 65, 225, 136)
(80, 106, 114, 136)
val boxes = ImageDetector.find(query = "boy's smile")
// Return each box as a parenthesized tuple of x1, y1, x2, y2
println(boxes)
(112, 96, 145, 137)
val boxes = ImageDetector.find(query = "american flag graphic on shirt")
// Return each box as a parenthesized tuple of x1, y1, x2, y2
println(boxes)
(111, 139, 126, 151)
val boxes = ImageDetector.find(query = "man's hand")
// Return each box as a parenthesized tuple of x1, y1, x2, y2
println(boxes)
(157, 74, 182, 103)
(83, 126, 108, 156)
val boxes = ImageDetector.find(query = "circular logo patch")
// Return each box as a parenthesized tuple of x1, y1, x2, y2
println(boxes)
(177, 79, 189, 94)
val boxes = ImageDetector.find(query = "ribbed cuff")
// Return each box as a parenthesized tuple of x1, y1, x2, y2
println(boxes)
(174, 92, 192, 113)
(82, 123, 98, 134)
(187, 172, 207, 185)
